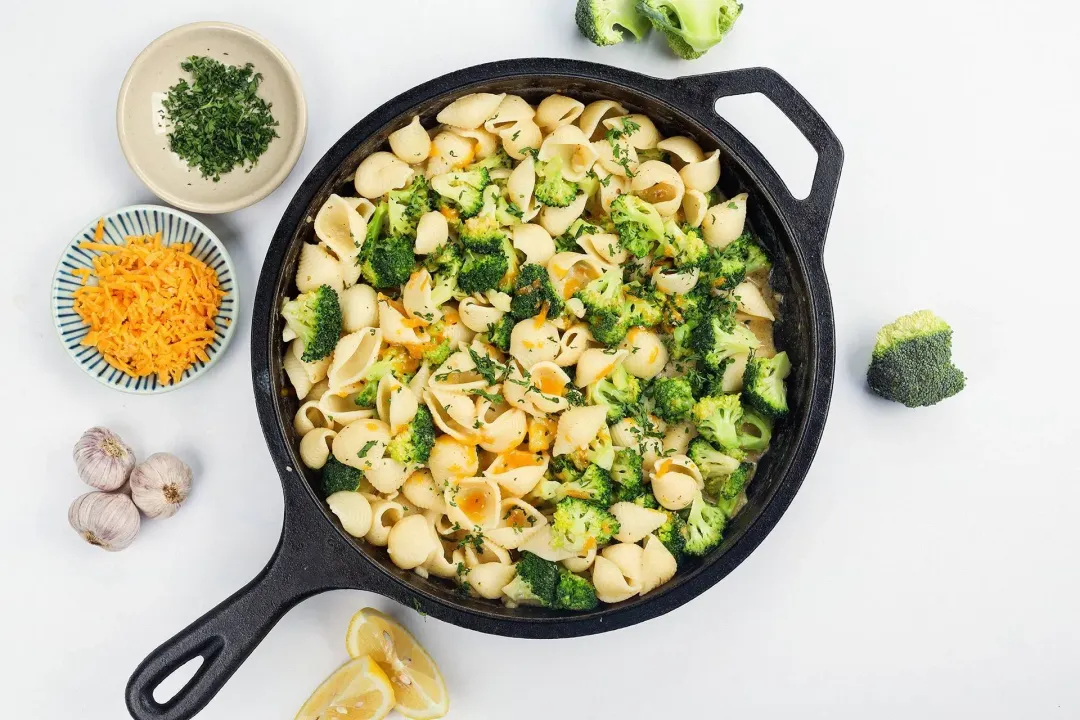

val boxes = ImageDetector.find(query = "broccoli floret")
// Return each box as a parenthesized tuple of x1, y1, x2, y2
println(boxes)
(483, 315, 515, 353)
(510, 263, 564, 320)
(387, 175, 434, 238)
(688, 437, 741, 480)
(469, 148, 514, 172)
(742, 351, 791, 419)
(610, 194, 665, 257)
(458, 251, 509, 294)
(704, 460, 752, 502)
(647, 376, 695, 423)
(360, 234, 415, 290)
(693, 394, 744, 450)
(590, 308, 636, 347)
(551, 497, 620, 552)
(610, 448, 645, 501)
(576, 268, 635, 346)
(281, 285, 342, 362)
(534, 156, 580, 208)
(558, 463, 614, 506)
(365, 200, 388, 246)
(352, 346, 418, 408)
(866, 310, 966, 408)
(700, 245, 747, 291)
(431, 168, 491, 218)
(575, 0, 651, 46)
(693, 307, 760, 372)
(554, 569, 599, 611)
(502, 551, 559, 606)
(461, 187, 509, 247)
(496, 195, 524, 226)
(656, 511, 686, 562)
(631, 492, 660, 509)
(548, 454, 584, 484)
(737, 410, 772, 450)
(680, 493, 727, 556)
(659, 221, 708, 268)
(321, 457, 363, 497)
(636, 147, 671, 164)
(387, 406, 435, 465)
(422, 336, 453, 367)
(555, 219, 604, 254)
(587, 365, 642, 423)
(636, 0, 743, 60)
(624, 289, 664, 327)
(725, 232, 771, 274)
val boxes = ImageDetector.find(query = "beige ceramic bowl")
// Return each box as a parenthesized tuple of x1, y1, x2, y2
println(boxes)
(117, 22, 307, 214)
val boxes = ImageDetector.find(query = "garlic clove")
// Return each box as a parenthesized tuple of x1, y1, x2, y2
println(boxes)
(129, 453, 192, 519)
(68, 492, 140, 551)
(73, 427, 136, 491)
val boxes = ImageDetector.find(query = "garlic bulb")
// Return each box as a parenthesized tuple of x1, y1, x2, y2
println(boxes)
(73, 427, 135, 491)
(68, 492, 141, 551)
(129, 453, 192, 519)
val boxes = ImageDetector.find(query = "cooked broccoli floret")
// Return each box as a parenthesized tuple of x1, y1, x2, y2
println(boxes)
(483, 315, 515, 353)
(510, 263, 564, 320)
(725, 232, 771, 274)
(737, 410, 772, 450)
(631, 491, 660, 509)
(360, 234, 415, 290)
(624, 290, 664, 327)
(647, 376, 695, 423)
(352, 345, 417, 408)
(610, 194, 665, 257)
(866, 310, 966, 408)
(551, 497, 620, 552)
(502, 550, 559, 606)
(742, 351, 791, 419)
(693, 306, 760, 372)
(555, 219, 605, 254)
(321, 457, 363, 497)
(656, 511, 686, 562)
(461, 186, 509, 248)
(458, 250, 509, 294)
(680, 493, 727, 556)
(387, 175, 434, 238)
(421, 336, 453, 367)
(636, 0, 743, 60)
(704, 460, 752, 502)
(636, 147, 671, 164)
(534, 156, 580, 208)
(281, 285, 342, 362)
(587, 365, 642, 423)
(548, 454, 584, 484)
(688, 436, 741, 481)
(659, 221, 708, 268)
(496, 195, 524, 226)
(469, 148, 514, 172)
(365, 200, 388, 246)
(575, 0, 651, 46)
(431, 168, 491, 218)
(387, 406, 435, 465)
(566, 423, 616, 471)
(554, 569, 599, 610)
(558, 463, 614, 506)
(576, 268, 635, 346)
(700, 245, 747, 291)
(692, 394, 744, 449)
(610, 448, 645, 501)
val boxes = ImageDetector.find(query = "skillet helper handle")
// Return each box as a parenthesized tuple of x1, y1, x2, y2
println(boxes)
(125, 524, 341, 720)
(674, 67, 844, 255)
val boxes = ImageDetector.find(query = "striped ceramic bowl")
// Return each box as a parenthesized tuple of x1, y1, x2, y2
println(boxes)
(51, 204, 238, 394)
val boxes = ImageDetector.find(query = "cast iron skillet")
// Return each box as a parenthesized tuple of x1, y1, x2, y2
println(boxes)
(126, 59, 843, 720)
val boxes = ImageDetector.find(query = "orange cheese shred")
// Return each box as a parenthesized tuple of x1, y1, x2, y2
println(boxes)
(72, 228, 226, 385)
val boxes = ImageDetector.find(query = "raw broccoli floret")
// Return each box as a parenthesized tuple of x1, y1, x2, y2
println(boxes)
(703, 460, 752, 502)
(680, 493, 727, 556)
(742, 351, 791, 419)
(469, 148, 514, 172)
(534, 156, 580, 208)
(483, 315, 515, 353)
(636, 0, 743, 60)
(458, 250, 509, 294)
(502, 550, 559, 606)
(610, 448, 645, 501)
(610, 194, 665, 257)
(387, 175, 434, 238)
(551, 497, 620, 552)
(510, 263, 564, 320)
(387, 406, 435, 465)
(587, 365, 642, 423)
(693, 306, 760, 372)
(692, 394, 744, 450)
(431, 167, 491, 218)
(575, 0, 651, 46)
(360, 234, 415, 290)
(866, 310, 966, 408)
(321, 457, 363, 497)
(281, 285, 342, 362)
(558, 463, 614, 506)
(737, 410, 772, 450)
(554, 569, 599, 611)
(659, 221, 708, 268)
(647, 376, 695, 423)
(656, 511, 686, 562)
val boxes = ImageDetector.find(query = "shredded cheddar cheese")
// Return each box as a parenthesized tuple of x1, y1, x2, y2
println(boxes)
(72, 227, 226, 385)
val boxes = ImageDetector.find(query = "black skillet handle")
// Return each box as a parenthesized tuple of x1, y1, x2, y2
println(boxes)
(125, 501, 360, 720)
(672, 67, 844, 258)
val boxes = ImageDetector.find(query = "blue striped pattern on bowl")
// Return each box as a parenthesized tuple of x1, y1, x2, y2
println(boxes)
(51, 204, 239, 394)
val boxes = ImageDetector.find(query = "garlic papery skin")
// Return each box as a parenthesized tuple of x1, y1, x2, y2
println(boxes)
(73, 427, 135, 491)
(68, 492, 141, 551)
(129, 453, 192, 519)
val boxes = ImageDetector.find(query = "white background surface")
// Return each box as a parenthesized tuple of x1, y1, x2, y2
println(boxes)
(3, 1, 1078, 718)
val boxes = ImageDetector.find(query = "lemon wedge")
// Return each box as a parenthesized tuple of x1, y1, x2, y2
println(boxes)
(345, 608, 449, 719)
(295, 655, 395, 720)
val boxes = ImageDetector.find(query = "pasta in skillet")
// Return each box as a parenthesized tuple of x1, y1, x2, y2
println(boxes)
(278, 92, 793, 611)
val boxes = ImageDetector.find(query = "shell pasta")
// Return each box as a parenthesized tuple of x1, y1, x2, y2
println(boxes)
(280, 92, 791, 611)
